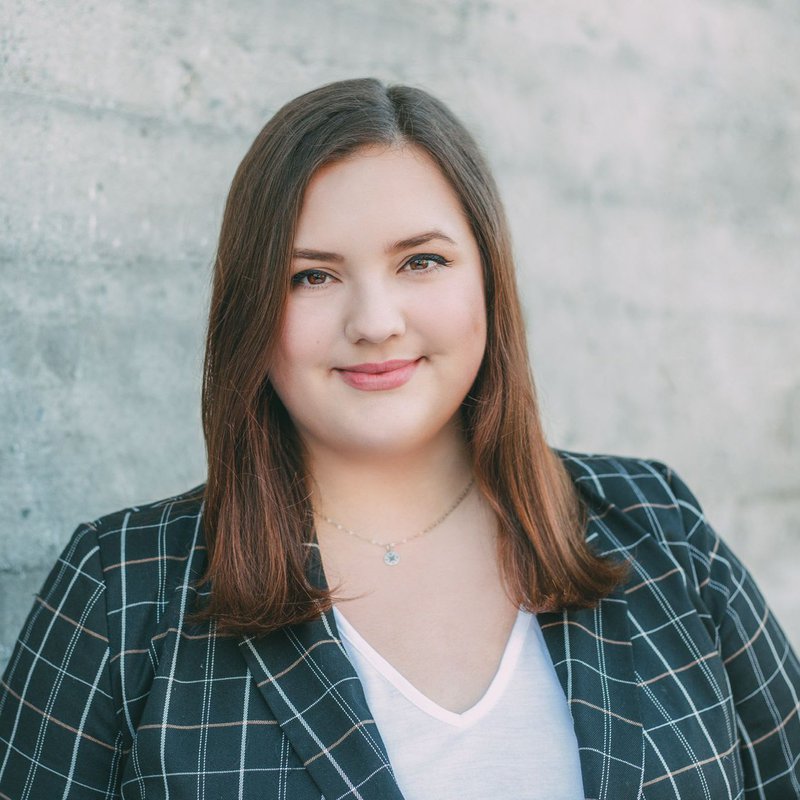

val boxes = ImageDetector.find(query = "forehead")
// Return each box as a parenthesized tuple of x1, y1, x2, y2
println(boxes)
(294, 145, 468, 240)
(312, 143, 445, 186)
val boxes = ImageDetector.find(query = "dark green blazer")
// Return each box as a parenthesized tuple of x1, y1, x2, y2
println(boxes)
(1, 450, 799, 798)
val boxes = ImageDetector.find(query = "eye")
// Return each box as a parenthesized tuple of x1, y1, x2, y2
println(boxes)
(291, 269, 333, 289)
(403, 253, 453, 273)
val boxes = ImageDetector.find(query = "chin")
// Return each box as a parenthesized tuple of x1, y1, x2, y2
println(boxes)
(338, 429, 428, 457)
(345, 416, 460, 458)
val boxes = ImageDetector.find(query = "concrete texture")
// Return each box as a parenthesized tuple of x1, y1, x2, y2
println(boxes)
(1, 0, 798, 669)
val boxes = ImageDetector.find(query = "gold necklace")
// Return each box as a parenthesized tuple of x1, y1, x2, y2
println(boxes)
(315, 478, 474, 566)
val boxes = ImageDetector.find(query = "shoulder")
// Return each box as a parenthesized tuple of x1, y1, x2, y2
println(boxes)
(554, 446, 691, 517)
(82, 483, 209, 626)
(555, 447, 675, 501)
(88, 482, 206, 546)
(552, 447, 715, 582)
(88, 483, 207, 567)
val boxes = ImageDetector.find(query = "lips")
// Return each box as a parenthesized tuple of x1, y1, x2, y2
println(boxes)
(335, 358, 422, 391)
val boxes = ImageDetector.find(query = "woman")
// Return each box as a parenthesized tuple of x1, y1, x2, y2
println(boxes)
(1, 78, 798, 799)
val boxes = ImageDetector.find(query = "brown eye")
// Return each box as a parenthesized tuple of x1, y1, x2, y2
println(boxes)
(291, 270, 331, 288)
(403, 254, 453, 273)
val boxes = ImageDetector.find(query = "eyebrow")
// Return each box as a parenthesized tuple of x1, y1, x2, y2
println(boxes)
(291, 229, 458, 263)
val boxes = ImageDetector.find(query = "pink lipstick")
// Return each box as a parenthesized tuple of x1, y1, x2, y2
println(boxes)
(336, 358, 421, 391)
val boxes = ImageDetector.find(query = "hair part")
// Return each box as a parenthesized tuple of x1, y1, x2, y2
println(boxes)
(188, 77, 629, 635)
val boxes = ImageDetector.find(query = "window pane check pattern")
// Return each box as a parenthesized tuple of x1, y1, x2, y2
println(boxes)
(1, 451, 799, 798)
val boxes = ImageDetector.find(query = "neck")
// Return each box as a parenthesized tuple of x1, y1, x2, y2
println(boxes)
(306, 424, 474, 539)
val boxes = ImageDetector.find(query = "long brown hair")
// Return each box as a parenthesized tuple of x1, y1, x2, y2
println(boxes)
(190, 77, 628, 635)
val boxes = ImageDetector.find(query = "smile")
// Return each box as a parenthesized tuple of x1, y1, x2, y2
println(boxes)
(335, 358, 422, 391)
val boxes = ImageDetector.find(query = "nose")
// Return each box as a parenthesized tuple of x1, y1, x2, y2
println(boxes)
(343, 278, 407, 344)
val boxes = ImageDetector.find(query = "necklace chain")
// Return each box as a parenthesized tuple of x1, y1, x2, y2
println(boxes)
(315, 477, 474, 566)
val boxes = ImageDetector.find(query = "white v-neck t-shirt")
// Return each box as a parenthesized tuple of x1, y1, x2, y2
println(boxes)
(333, 605, 584, 800)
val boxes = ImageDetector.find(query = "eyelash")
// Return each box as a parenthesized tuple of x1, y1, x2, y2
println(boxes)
(290, 254, 454, 290)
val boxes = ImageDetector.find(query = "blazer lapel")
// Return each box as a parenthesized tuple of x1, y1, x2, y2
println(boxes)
(541, 453, 645, 800)
(238, 543, 405, 800)
(538, 589, 644, 800)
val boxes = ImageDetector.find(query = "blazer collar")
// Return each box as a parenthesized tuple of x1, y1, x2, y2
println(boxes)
(553, 452, 647, 799)
(240, 453, 646, 800)
(238, 541, 404, 800)
(537, 592, 644, 800)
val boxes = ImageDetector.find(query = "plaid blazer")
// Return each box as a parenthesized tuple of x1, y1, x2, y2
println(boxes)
(2, 450, 799, 799)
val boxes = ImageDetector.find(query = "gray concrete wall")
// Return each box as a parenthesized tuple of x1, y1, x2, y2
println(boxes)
(1, 0, 798, 670)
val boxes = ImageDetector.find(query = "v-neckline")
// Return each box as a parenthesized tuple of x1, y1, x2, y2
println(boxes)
(332, 604, 531, 729)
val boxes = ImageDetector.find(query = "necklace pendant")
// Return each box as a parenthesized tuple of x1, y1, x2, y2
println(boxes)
(383, 549, 400, 566)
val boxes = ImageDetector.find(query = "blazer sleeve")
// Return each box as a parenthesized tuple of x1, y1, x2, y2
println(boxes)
(0, 522, 125, 798)
(658, 462, 800, 797)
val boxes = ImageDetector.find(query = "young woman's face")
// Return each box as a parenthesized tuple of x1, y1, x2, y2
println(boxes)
(268, 144, 487, 460)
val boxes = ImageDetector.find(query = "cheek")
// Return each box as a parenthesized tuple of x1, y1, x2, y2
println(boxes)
(435, 282, 486, 351)
(268, 315, 308, 397)
(460, 285, 488, 371)
(273, 304, 326, 368)
(470, 297, 487, 338)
